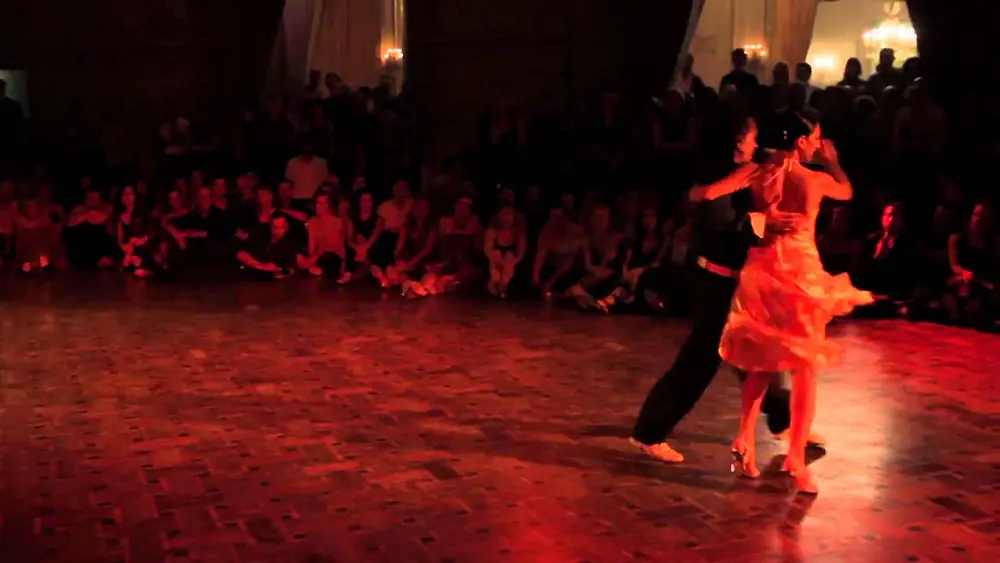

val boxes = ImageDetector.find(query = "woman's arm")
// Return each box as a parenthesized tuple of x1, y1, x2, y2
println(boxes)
(367, 217, 385, 247)
(342, 219, 356, 250)
(532, 232, 549, 283)
(236, 250, 274, 271)
(583, 240, 599, 273)
(394, 226, 408, 259)
(814, 140, 853, 201)
(67, 206, 89, 227)
(409, 229, 436, 267)
(483, 228, 499, 263)
(306, 221, 320, 257)
(688, 163, 759, 202)
(948, 233, 972, 278)
(282, 208, 309, 222)
(116, 220, 127, 248)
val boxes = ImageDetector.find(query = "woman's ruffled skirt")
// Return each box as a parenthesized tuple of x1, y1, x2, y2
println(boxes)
(719, 239, 873, 374)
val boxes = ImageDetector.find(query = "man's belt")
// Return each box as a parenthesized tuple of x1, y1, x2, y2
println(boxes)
(696, 256, 739, 279)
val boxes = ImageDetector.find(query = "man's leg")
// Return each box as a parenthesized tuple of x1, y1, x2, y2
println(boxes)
(761, 381, 792, 435)
(631, 270, 735, 447)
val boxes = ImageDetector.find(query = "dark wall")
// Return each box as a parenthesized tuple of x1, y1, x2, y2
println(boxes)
(0, 0, 284, 127)
(406, 0, 694, 146)
(907, 1, 998, 108)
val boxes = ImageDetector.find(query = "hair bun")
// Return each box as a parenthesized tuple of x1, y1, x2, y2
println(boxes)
(757, 111, 817, 150)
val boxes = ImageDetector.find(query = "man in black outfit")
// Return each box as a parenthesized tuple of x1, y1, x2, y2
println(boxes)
(719, 49, 760, 97)
(630, 113, 821, 463)
(236, 215, 300, 279)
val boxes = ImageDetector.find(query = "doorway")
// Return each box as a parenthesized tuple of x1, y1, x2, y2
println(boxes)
(0, 69, 30, 117)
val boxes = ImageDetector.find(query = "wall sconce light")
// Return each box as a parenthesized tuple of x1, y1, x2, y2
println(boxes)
(381, 48, 403, 66)
(742, 43, 769, 59)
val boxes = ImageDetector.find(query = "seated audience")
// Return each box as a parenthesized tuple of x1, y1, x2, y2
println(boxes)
(599, 207, 668, 312)
(409, 196, 482, 297)
(376, 179, 414, 286)
(484, 203, 526, 298)
(817, 205, 862, 275)
(943, 202, 997, 328)
(276, 179, 309, 246)
(236, 215, 299, 279)
(115, 185, 160, 277)
(905, 204, 957, 320)
(15, 199, 60, 272)
(850, 202, 915, 309)
(299, 192, 349, 281)
(532, 206, 585, 297)
(64, 189, 117, 270)
(236, 186, 281, 243)
(392, 197, 437, 290)
(349, 190, 392, 284)
(567, 204, 624, 310)
(0, 180, 16, 265)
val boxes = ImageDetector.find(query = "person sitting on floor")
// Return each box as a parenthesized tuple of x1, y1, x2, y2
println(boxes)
(532, 205, 586, 298)
(392, 196, 438, 291)
(15, 199, 61, 273)
(298, 192, 350, 281)
(567, 204, 625, 310)
(64, 189, 117, 270)
(406, 196, 482, 297)
(484, 203, 526, 298)
(850, 201, 914, 315)
(236, 215, 299, 279)
(943, 202, 998, 329)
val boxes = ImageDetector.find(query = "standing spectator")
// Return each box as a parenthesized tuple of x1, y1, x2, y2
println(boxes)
(285, 141, 328, 200)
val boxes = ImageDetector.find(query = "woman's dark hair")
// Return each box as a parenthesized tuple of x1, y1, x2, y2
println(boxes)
(695, 107, 753, 162)
(757, 111, 818, 151)
(354, 189, 373, 211)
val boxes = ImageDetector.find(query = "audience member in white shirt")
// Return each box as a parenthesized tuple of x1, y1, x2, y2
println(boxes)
(377, 179, 414, 233)
(285, 142, 328, 200)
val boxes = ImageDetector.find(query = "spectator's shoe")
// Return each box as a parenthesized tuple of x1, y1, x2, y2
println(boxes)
(629, 437, 684, 463)
(308, 266, 323, 276)
(336, 272, 352, 284)
(773, 430, 827, 449)
(403, 281, 429, 298)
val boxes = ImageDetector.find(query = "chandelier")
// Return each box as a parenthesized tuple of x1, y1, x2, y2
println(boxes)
(862, 2, 917, 50)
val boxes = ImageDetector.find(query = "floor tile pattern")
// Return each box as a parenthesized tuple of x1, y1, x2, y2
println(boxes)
(1, 277, 998, 562)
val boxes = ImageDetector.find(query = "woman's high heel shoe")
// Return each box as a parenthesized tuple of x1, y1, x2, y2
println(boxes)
(730, 441, 761, 479)
(782, 459, 819, 495)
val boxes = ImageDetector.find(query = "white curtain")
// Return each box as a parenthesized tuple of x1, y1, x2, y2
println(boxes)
(770, 0, 820, 67)
(309, 0, 383, 89)
(672, 0, 709, 84)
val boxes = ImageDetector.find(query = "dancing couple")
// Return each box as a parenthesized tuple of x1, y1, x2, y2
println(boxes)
(630, 110, 872, 494)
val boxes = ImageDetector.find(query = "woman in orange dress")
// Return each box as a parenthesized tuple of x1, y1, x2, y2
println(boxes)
(720, 114, 873, 495)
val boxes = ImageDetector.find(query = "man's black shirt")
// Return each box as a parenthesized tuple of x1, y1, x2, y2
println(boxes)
(244, 233, 299, 270)
(690, 160, 758, 271)
(719, 70, 759, 95)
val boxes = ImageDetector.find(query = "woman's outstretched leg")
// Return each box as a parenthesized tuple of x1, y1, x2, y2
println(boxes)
(785, 365, 819, 494)
(732, 370, 768, 478)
